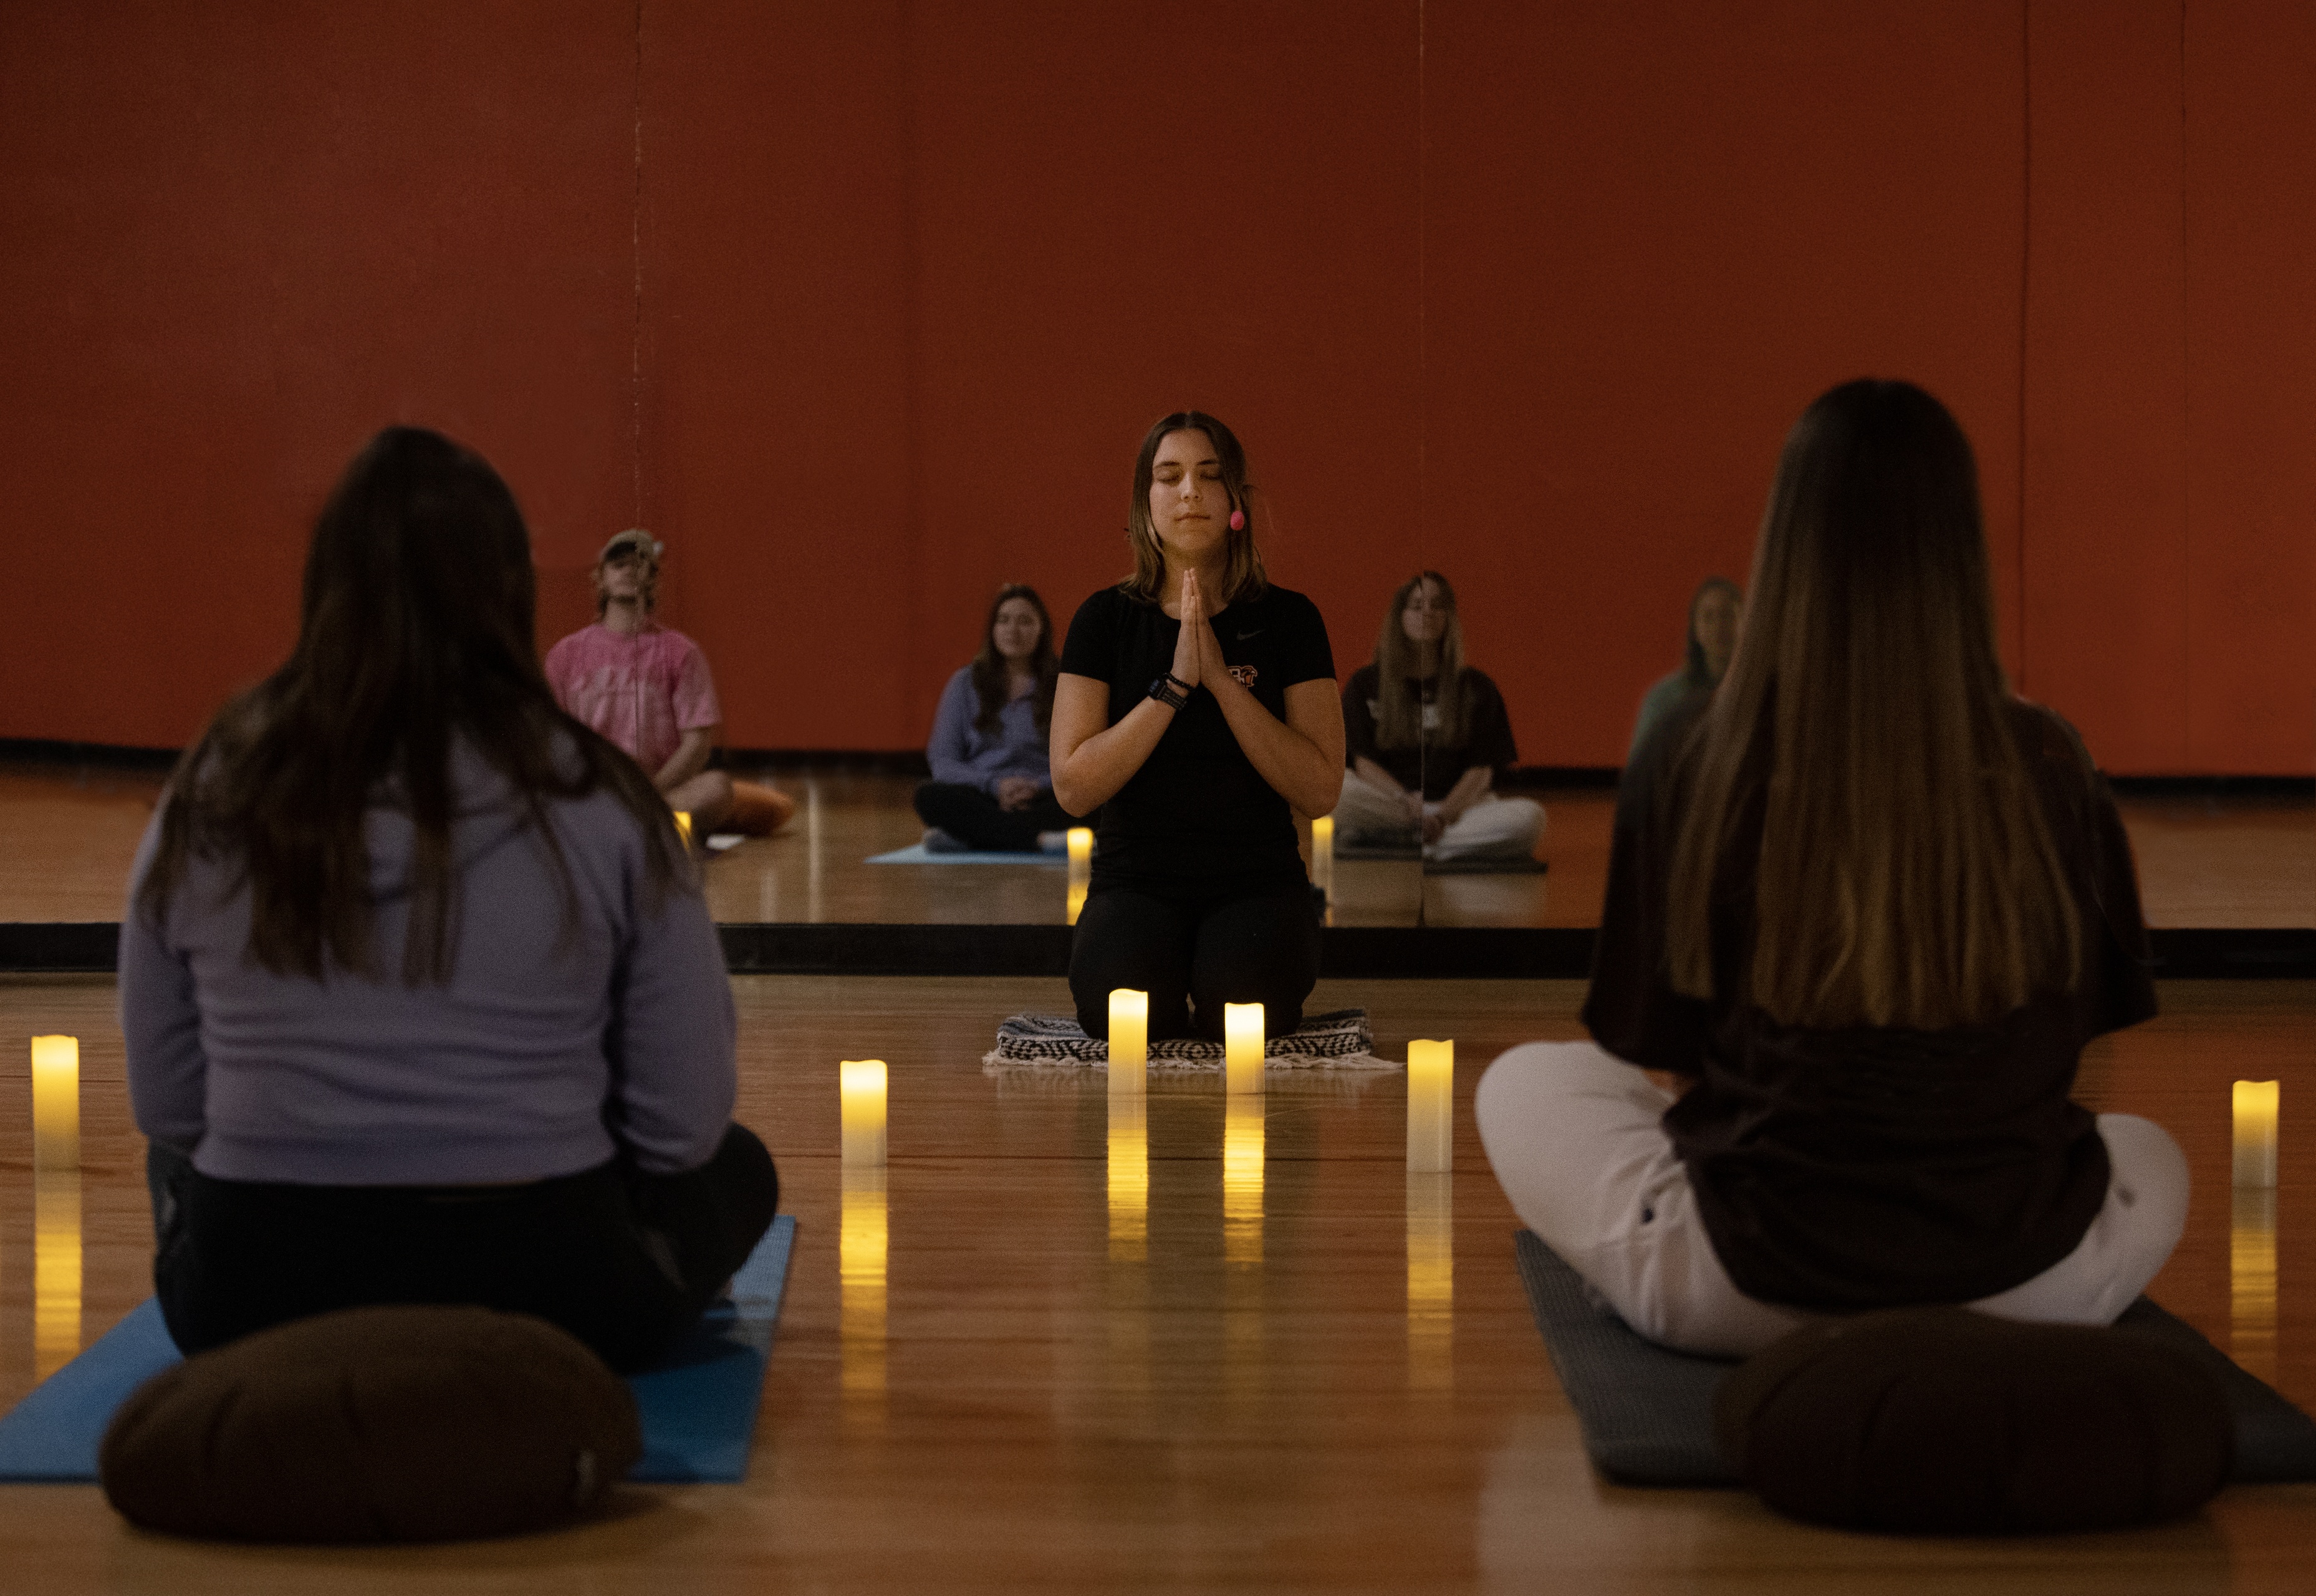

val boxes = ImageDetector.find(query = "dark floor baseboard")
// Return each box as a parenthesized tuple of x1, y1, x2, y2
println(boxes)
(9, 739, 2308, 799)
(6, 921, 2310, 980)
(0, 738, 181, 773)
(2109, 774, 2316, 801)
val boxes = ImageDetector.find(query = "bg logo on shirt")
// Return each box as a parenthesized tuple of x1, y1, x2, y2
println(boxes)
(1228, 665, 1259, 688)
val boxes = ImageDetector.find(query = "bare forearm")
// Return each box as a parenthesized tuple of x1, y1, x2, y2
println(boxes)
(1440, 765, 1493, 817)
(655, 728, 714, 791)
(1208, 675, 1342, 817)
(1353, 756, 1406, 797)
(1051, 696, 1175, 815)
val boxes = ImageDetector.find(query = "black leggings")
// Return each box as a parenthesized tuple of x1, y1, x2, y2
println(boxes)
(1069, 880, 1322, 1042)
(150, 1124, 779, 1375)
(912, 780, 1074, 852)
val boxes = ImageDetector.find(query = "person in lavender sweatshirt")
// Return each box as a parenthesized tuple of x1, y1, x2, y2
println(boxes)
(911, 584, 1077, 853)
(121, 427, 776, 1373)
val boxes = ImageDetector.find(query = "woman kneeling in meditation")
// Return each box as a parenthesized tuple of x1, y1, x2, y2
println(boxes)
(1476, 379, 2186, 1356)
(123, 427, 777, 1373)
(1051, 411, 1344, 1042)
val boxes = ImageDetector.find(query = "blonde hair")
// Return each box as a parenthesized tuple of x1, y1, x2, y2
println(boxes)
(1119, 411, 1268, 605)
(1372, 571, 1469, 750)
(1665, 380, 2079, 1029)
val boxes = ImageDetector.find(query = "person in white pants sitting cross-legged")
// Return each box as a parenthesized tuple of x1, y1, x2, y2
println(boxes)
(1475, 379, 2187, 1358)
(1334, 570, 1543, 863)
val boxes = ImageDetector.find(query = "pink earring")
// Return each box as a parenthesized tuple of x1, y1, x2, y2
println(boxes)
(1229, 509, 1246, 531)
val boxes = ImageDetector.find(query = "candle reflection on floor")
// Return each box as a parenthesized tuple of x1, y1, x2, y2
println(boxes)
(34, 1167, 82, 1381)
(1108, 1095, 1148, 1264)
(842, 1166, 888, 1428)
(2232, 1185, 2278, 1386)
(1406, 1170, 1453, 1390)
(1105, 1089, 1151, 1406)
(1223, 1096, 1266, 1395)
(31, 1034, 82, 1378)
(1223, 1097, 1264, 1269)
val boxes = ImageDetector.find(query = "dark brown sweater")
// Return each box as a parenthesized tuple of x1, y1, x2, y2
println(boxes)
(1582, 697, 2158, 1310)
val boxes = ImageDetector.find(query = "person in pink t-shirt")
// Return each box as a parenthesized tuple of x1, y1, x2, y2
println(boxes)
(544, 530, 738, 835)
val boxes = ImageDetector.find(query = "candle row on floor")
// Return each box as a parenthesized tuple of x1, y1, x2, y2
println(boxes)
(835, 995, 1455, 1173)
(11, 1036, 2285, 1191)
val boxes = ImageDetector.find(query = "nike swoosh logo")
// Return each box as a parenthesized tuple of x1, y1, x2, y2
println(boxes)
(1236, 629, 1263, 640)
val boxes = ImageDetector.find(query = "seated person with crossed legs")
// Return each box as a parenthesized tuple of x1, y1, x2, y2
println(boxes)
(1335, 570, 1543, 862)
(545, 530, 794, 840)
(913, 584, 1075, 853)
(123, 430, 776, 1375)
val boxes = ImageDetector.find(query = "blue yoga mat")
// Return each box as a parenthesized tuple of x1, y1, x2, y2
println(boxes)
(867, 843, 1065, 865)
(0, 1214, 794, 1486)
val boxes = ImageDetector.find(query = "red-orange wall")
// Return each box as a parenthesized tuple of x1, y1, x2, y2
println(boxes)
(2, 2, 2308, 773)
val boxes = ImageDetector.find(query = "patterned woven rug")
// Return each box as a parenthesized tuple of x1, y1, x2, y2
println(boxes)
(983, 1008, 1393, 1072)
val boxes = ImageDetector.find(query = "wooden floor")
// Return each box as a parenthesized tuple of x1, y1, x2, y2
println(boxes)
(0, 972, 2309, 1591)
(3, 759, 2310, 930)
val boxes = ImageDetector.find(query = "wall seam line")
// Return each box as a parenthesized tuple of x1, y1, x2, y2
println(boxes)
(2017, 0, 2032, 693)
(1416, 0, 1427, 569)
(630, 0, 646, 529)
(2178, 0, 2193, 769)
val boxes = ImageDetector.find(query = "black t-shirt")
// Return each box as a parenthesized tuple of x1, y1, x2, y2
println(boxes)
(1342, 663, 1519, 800)
(1582, 696, 2158, 1312)
(1059, 583, 1335, 891)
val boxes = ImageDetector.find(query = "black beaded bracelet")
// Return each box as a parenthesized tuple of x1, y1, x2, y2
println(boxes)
(1148, 673, 1190, 710)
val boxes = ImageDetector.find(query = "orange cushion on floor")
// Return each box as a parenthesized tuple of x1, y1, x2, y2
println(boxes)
(728, 779, 794, 836)
(1714, 1307, 2232, 1534)
(100, 1305, 640, 1543)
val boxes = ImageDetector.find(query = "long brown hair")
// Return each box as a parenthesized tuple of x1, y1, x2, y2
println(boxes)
(1665, 380, 2078, 1029)
(140, 427, 685, 983)
(1371, 570, 1469, 750)
(1119, 411, 1269, 605)
(970, 584, 1057, 734)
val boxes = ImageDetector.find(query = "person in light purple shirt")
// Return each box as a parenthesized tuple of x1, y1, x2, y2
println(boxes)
(121, 426, 776, 1373)
(911, 584, 1077, 852)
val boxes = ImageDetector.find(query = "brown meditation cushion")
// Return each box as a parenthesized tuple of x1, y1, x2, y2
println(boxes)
(1714, 1307, 2232, 1534)
(100, 1305, 641, 1543)
(728, 779, 795, 836)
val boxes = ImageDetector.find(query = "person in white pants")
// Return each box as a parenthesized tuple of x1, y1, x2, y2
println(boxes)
(1336, 571, 1543, 863)
(1476, 378, 2189, 1357)
(1475, 1042, 2189, 1357)
(1333, 773, 1542, 862)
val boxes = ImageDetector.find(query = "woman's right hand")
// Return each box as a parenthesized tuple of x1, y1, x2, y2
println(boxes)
(1168, 569, 1203, 690)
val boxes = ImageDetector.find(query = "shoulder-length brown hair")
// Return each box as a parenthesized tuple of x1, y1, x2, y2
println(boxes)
(1118, 411, 1269, 605)
(1372, 570, 1470, 750)
(970, 583, 1058, 734)
(140, 427, 684, 983)
(1665, 380, 2078, 1029)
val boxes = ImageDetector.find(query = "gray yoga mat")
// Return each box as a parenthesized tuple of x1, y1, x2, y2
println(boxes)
(1512, 1228, 2316, 1488)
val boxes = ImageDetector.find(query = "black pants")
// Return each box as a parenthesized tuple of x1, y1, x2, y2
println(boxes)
(1069, 879, 1322, 1042)
(911, 780, 1074, 852)
(150, 1125, 779, 1375)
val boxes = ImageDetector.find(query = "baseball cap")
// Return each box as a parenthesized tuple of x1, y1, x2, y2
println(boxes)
(598, 529, 664, 564)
